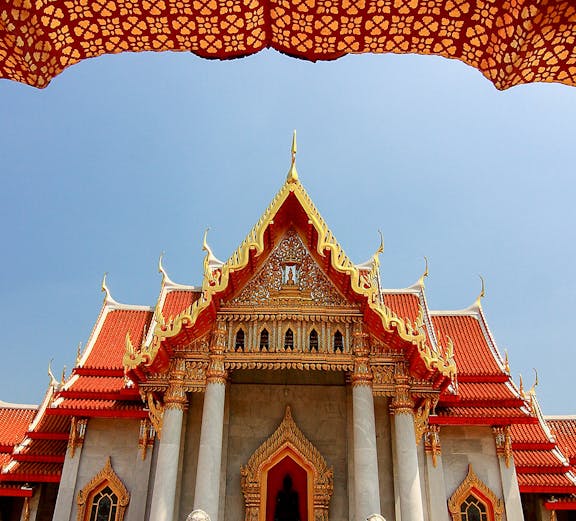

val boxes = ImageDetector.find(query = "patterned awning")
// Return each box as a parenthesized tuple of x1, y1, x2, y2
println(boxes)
(1, 0, 575, 89)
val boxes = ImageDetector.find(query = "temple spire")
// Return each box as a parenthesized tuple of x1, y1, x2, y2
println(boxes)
(286, 130, 299, 183)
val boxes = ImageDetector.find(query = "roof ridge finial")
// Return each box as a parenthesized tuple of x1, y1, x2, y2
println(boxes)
(101, 273, 119, 306)
(418, 256, 429, 286)
(376, 229, 384, 256)
(530, 368, 539, 395)
(158, 251, 174, 285)
(286, 130, 299, 183)
(475, 275, 485, 307)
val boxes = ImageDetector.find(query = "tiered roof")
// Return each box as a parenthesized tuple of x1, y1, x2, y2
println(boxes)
(0, 163, 575, 506)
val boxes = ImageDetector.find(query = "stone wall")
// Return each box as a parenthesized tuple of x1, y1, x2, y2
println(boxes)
(68, 418, 152, 521)
(219, 370, 348, 521)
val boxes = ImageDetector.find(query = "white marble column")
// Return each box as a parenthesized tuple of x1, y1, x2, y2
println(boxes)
(351, 324, 381, 521)
(353, 384, 382, 521)
(494, 427, 525, 521)
(52, 418, 87, 521)
(193, 322, 228, 521)
(392, 366, 425, 521)
(424, 426, 450, 521)
(148, 402, 185, 521)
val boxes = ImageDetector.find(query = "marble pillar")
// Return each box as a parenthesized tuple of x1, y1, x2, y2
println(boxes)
(148, 404, 185, 521)
(352, 383, 382, 521)
(424, 426, 450, 521)
(52, 418, 87, 521)
(392, 367, 425, 521)
(194, 322, 228, 521)
(494, 427, 525, 521)
(351, 323, 381, 521)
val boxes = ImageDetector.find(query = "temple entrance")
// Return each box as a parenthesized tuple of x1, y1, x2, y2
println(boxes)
(241, 406, 333, 521)
(266, 456, 308, 521)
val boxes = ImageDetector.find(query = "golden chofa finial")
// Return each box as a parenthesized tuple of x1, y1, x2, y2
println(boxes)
(376, 229, 384, 256)
(530, 368, 539, 395)
(475, 275, 486, 307)
(286, 130, 299, 183)
(503, 349, 510, 374)
(418, 256, 429, 286)
(101, 273, 119, 306)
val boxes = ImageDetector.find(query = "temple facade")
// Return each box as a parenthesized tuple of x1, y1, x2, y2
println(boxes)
(1, 145, 576, 521)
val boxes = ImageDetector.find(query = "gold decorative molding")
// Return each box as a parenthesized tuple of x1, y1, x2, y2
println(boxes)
(125, 174, 456, 382)
(351, 323, 372, 387)
(241, 406, 333, 521)
(145, 392, 165, 439)
(68, 418, 88, 458)
(391, 364, 414, 415)
(76, 457, 130, 521)
(448, 465, 504, 521)
(138, 419, 156, 460)
(493, 426, 513, 468)
(22, 497, 30, 521)
(424, 425, 441, 467)
(414, 398, 432, 444)
(207, 323, 228, 384)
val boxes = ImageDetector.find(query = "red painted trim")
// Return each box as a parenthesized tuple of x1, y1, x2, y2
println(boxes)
(519, 485, 576, 494)
(12, 454, 65, 463)
(26, 432, 69, 441)
(544, 501, 576, 511)
(58, 390, 140, 401)
(46, 408, 147, 419)
(0, 487, 34, 497)
(439, 398, 526, 408)
(0, 445, 13, 453)
(430, 416, 537, 426)
(72, 368, 124, 377)
(513, 442, 556, 451)
(0, 474, 61, 483)
(457, 375, 509, 383)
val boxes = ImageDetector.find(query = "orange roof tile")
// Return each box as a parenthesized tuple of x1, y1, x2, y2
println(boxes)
(84, 309, 153, 370)
(452, 382, 519, 402)
(518, 472, 576, 490)
(548, 418, 576, 462)
(66, 376, 128, 394)
(384, 292, 420, 323)
(0, 406, 36, 448)
(162, 289, 201, 320)
(514, 450, 568, 469)
(511, 422, 555, 447)
(434, 406, 533, 422)
(432, 314, 503, 377)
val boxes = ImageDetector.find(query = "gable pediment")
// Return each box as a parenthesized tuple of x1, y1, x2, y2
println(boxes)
(225, 229, 351, 309)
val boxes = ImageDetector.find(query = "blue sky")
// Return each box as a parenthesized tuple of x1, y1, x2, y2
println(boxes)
(1, 50, 575, 414)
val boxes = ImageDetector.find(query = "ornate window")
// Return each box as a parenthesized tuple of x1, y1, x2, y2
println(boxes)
(309, 329, 318, 352)
(235, 329, 245, 352)
(77, 458, 129, 521)
(260, 328, 269, 351)
(284, 329, 294, 351)
(333, 330, 343, 352)
(448, 465, 503, 521)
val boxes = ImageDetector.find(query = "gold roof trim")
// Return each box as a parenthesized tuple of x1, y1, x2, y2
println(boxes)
(125, 172, 455, 379)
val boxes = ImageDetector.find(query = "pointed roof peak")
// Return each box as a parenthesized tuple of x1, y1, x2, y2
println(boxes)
(286, 130, 299, 184)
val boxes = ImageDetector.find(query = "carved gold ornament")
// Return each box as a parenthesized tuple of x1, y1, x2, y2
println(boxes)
(424, 425, 441, 467)
(145, 392, 165, 439)
(68, 417, 87, 458)
(414, 398, 432, 444)
(241, 406, 333, 521)
(125, 172, 456, 384)
(448, 465, 504, 521)
(76, 457, 130, 521)
(493, 426, 512, 468)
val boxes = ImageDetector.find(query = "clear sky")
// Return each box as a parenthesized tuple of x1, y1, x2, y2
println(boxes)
(0, 49, 575, 414)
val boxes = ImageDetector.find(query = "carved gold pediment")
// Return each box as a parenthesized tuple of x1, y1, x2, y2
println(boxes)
(229, 229, 348, 309)
(241, 406, 333, 521)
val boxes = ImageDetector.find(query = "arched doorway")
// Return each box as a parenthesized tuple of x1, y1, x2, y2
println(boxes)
(241, 406, 333, 521)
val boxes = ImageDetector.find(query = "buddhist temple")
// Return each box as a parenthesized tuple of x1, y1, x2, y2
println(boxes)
(1, 139, 576, 521)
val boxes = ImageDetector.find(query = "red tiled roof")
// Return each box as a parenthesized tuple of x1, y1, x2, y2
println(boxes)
(84, 309, 153, 370)
(514, 450, 568, 470)
(53, 398, 146, 416)
(66, 376, 128, 394)
(162, 289, 201, 319)
(384, 292, 420, 323)
(511, 422, 555, 448)
(451, 382, 519, 402)
(432, 314, 503, 377)
(434, 406, 533, 422)
(518, 472, 576, 490)
(0, 406, 36, 448)
(549, 418, 576, 462)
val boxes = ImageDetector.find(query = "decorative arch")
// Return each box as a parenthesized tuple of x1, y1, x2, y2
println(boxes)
(241, 406, 333, 521)
(258, 327, 270, 351)
(448, 465, 504, 521)
(235, 327, 246, 352)
(77, 457, 130, 521)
